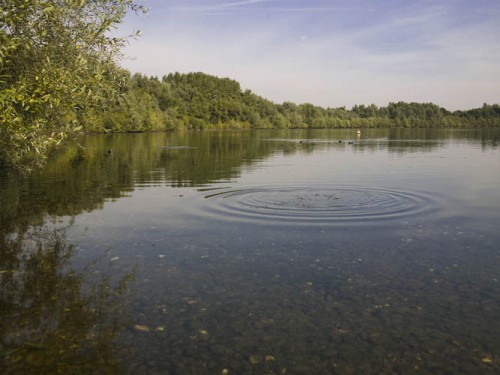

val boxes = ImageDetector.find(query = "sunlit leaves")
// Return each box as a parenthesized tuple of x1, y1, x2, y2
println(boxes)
(0, 0, 144, 171)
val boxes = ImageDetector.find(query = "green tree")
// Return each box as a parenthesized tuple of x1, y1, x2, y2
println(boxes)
(0, 0, 145, 170)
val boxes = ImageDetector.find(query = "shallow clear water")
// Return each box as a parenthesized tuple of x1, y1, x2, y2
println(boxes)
(1, 129, 500, 374)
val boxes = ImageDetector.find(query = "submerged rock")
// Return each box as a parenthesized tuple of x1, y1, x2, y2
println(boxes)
(134, 324, 150, 332)
(249, 355, 262, 365)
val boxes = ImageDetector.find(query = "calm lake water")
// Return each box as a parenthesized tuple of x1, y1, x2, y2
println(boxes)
(1, 129, 500, 374)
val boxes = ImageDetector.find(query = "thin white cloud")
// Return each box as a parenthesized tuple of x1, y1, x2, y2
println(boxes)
(258, 7, 368, 12)
(173, 1, 361, 14)
(216, 0, 268, 9)
(175, 0, 269, 12)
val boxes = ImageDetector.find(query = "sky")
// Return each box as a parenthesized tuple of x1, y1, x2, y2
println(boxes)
(118, 0, 500, 111)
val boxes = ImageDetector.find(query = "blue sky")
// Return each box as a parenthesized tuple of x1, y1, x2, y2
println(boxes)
(119, 0, 500, 110)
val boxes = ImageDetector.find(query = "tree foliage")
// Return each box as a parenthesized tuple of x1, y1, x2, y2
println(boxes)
(121, 72, 500, 132)
(0, 0, 145, 170)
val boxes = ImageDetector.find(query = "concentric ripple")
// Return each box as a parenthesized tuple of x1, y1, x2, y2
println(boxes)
(200, 186, 438, 226)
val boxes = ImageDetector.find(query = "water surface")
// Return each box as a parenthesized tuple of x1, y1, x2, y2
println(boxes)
(1, 129, 499, 374)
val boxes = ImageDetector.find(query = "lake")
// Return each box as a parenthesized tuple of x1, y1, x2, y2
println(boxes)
(1, 128, 499, 374)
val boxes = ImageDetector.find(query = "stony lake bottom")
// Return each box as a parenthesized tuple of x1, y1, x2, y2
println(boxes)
(1, 128, 499, 374)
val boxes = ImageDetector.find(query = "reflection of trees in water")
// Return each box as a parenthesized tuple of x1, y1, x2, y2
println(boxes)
(2, 129, 499, 233)
(0, 224, 135, 374)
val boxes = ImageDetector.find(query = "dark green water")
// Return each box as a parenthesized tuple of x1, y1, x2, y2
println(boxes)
(1, 129, 499, 374)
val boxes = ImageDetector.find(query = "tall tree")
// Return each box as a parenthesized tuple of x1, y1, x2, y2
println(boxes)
(0, 0, 145, 170)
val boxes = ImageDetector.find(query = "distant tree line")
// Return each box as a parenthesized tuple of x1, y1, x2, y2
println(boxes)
(93, 72, 500, 133)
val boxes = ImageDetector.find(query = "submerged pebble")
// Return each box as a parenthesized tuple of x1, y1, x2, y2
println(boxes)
(134, 325, 150, 332)
(249, 355, 262, 365)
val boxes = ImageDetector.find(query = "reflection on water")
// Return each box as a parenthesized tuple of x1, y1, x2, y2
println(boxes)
(1, 128, 500, 374)
(201, 185, 439, 226)
(0, 224, 136, 374)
